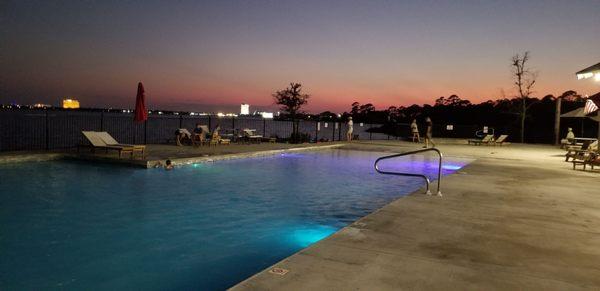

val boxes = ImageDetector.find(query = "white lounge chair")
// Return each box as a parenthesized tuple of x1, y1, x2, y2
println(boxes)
(493, 135, 509, 146)
(468, 134, 494, 145)
(243, 129, 263, 143)
(96, 131, 146, 158)
(81, 131, 134, 158)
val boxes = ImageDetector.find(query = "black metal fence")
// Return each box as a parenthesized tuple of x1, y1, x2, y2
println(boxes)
(0, 109, 390, 151)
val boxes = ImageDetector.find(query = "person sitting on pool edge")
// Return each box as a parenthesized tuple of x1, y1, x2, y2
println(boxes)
(154, 159, 174, 170)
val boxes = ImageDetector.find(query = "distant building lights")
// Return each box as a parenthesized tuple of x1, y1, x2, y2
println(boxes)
(217, 112, 225, 117)
(33, 103, 50, 108)
(261, 112, 274, 118)
(595, 73, 600, 82)
(62, 98, 80, 109)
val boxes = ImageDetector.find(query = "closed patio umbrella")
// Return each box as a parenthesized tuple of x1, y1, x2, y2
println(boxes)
(133, 82, 148, 144)
(134, 82, 148, 122)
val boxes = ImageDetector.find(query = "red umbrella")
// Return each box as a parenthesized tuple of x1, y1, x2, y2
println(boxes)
(134, 82, 148, 122)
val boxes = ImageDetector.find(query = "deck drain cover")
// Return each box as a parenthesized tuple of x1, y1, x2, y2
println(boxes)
(269, 267, 289, 276)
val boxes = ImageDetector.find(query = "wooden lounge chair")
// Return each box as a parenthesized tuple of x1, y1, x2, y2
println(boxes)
(566, 141, 597, 162)
(81, 131, 134, 158)
(468, 134, 494, 145)
(243, 129, 263, 143)
(572, 151, 600, 170)
(96, 131, 146, 158)
(493, 135, 509, 146)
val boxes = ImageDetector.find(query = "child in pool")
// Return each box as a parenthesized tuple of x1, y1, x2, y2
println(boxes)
(155, 159, 174, 170)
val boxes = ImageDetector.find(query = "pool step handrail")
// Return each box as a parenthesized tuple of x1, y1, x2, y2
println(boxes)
(374, 147, 443, 196)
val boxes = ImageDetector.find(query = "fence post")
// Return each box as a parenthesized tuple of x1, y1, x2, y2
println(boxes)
(100, 111, 104, 131)
(263, 118, 266, 137)
(144, 119, 147, 144)
(179, 114, 183, 129)
(208, 115, 212, 131)
(332, 122, 335, 141)
(45, 109, 49, 150)
(232, 116, 235, 130)
(338, 122, 342, 141)
(369, 124, 372, 140)
(315, 121, 318, 142)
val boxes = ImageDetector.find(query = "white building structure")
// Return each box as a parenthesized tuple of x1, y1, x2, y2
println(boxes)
(240, 104, 250, 115)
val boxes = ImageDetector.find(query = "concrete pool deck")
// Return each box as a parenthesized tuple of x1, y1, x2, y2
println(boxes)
(232, 141, 600, 290)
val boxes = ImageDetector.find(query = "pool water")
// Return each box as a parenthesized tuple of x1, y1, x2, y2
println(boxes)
(0, 149, 468, 290)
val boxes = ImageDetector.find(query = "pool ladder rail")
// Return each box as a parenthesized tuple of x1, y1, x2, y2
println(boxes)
(374, 147, 443, 196)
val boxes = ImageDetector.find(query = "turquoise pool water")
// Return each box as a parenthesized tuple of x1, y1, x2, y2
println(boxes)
(0, 149, 468, 290)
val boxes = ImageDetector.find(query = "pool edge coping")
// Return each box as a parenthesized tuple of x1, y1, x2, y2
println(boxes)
(0, 144, 346, 168)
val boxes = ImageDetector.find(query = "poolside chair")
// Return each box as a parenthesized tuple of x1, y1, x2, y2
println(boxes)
(208, 128, 230, 146)
(468, 134, 494, 145)
(96, 131, 146, 158)
(81, 131, 134, 158)
(572, 151, 600, 170)
(493, 135, 509, 146)
(565, 140, 597, 162)
(243, 129, 263, 143)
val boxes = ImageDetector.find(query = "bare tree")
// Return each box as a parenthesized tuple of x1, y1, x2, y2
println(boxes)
(511, 51, 538, 143)
(273, 82, 310, 138)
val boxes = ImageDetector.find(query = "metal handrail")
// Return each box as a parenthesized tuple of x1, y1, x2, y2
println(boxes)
(374, 147, 443, 196)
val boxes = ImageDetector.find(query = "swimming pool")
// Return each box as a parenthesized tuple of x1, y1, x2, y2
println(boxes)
(0, 149, 468, 290)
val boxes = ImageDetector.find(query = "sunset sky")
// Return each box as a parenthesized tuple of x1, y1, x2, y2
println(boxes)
(2, 0, 599, 113)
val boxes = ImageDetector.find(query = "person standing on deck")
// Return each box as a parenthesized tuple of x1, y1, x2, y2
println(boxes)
(424, 117, 436, 148)
(346, 117, 354, 142)
(410, 119, 420, 143)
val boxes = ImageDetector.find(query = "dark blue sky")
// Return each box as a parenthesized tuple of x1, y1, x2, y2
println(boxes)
(2, 0, 599, 112)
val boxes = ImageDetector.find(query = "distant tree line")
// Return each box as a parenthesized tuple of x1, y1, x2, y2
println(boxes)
(338, 91, 595, 143)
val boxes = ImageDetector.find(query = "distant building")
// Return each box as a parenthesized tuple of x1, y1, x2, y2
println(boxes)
(240, 103, 250, 115)
(62, 98, 80, 109)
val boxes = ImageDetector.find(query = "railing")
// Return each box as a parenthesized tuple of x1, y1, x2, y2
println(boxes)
(374, 147, 443, 196)
(0, 109, 387, 151)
